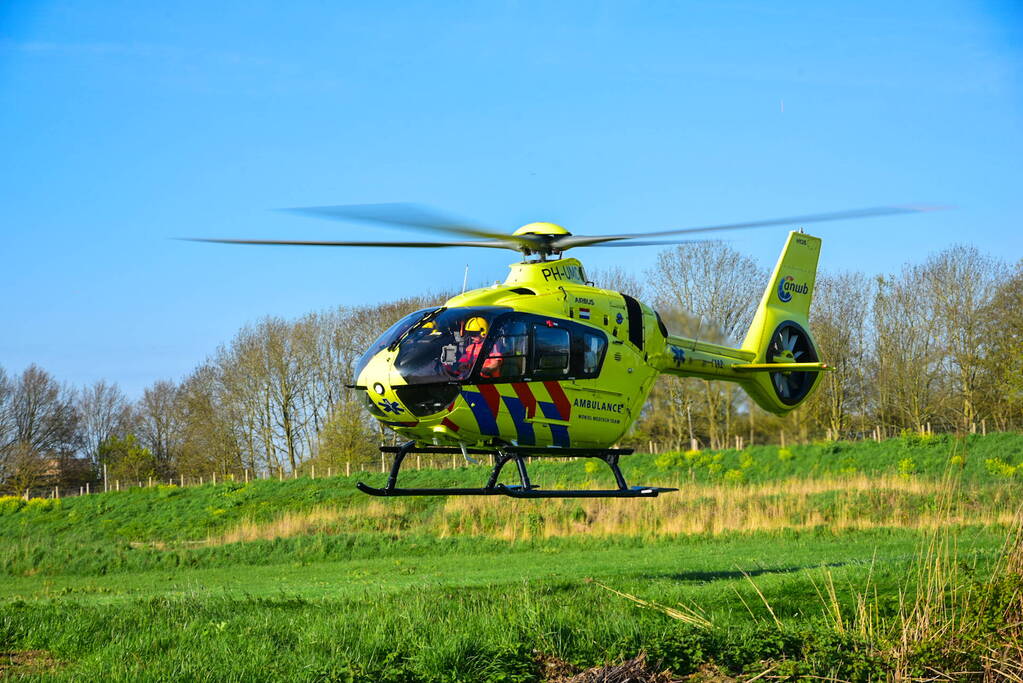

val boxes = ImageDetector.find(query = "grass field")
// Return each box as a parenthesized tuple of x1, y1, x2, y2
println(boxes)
(1, 433, 1022, 681)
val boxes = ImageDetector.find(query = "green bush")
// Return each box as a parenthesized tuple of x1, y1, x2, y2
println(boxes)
(984, 457, 1018, 478)
(898, 457, 918, 477)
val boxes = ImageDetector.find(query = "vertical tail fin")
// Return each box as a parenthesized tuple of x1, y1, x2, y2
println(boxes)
(739, 231, 824, 414)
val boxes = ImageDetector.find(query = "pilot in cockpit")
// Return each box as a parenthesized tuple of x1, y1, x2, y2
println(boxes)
(457, 317, 488, 376)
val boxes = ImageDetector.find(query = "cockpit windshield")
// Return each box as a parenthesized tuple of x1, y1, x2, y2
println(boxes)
(353, 307, 439, 380)
(394, 307, 511, 384)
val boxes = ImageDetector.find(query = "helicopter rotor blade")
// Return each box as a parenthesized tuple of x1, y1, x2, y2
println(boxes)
(188, 203, 947, 255)
(180, 237, 520, 250)
(554, 205, 947, 249)
(588, 238, 720, 247)
(280, 203, 544, 248)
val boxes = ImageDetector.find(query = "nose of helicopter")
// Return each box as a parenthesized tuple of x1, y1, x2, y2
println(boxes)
(355, 349, 407, 418)
(364, 380, 407, 418)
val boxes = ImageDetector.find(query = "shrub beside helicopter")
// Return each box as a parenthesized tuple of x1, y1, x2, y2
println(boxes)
(190, 204, 935, 498)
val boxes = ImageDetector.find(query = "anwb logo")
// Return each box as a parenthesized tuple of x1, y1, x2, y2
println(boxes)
(777, 275, 808, 303)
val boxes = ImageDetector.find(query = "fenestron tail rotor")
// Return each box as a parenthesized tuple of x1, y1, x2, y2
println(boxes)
(184, 203, 945, 258)
(766, 321, 820, 405)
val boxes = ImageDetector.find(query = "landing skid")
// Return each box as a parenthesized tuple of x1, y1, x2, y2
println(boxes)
(356, 442, 677, 499)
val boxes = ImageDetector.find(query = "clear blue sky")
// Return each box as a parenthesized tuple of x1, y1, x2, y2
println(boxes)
(2, 1, 1021, 397)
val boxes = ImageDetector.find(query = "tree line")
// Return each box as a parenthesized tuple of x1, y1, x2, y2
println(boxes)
(2, 243, 1020, 492)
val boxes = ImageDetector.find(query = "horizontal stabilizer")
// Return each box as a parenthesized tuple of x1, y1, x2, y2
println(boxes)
(732, 362, 830, 373)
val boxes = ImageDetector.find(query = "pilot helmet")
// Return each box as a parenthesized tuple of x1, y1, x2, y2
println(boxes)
(464, 317, 488, 337)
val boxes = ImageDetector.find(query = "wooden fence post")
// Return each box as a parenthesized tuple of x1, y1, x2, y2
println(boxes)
(346, 462, 351, 477)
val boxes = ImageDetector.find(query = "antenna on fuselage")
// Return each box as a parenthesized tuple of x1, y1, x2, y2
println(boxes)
(462, 265, 469, 294)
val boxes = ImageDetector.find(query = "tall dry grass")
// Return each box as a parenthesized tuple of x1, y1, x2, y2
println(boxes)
(777, 473, 1023, 680)
(208, 474, 1016, 546)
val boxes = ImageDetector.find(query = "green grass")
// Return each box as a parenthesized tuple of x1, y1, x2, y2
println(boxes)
(0, 433, 1020, 680)
(1, 527, 1008, 681)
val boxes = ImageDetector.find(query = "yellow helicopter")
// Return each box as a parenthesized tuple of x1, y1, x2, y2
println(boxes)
(193, 204, 931, 498)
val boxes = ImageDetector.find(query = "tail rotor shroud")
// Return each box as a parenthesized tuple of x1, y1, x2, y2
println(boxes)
(766, 321, 820, 405)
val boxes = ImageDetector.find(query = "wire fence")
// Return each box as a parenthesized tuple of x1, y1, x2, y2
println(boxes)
(6, 419, 1004, 502)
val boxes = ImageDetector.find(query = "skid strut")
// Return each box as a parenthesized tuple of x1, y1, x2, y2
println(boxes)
(356, 442, 677, 499)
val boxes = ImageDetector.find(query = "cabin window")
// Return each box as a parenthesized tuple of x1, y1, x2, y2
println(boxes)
(574, 331, 606, 378)
(479, 319, 528, 380)
(473, 313, 608, 383)
(532, 325, 570, 378)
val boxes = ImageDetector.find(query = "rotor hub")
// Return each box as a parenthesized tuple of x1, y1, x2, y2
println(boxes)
(513, 223, 571, 261)
(512, 222, 570, 237)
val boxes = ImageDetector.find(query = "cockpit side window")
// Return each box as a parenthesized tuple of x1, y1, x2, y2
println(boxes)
(392, 307, 510, 384)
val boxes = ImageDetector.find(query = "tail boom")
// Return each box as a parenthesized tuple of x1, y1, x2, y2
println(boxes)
(652, 231, 826, 415)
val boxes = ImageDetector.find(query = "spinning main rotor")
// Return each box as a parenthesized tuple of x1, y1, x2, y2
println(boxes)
(187, 203, 941, 260)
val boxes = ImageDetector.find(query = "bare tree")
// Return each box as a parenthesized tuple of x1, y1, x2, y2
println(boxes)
(78, 380, 132, 464)
(984, 259, 1023, 429)
(176, 363, 242, 476)
(0, 365, 80, 488)
(650, 241, 764, 343)
(137, 380, 181, 468)
(808, 272, 872, 438)
(873, 267, 947, 432)
(648, 243, 766, 448)
(4, 442, 49, 495)
(920, 246, 1008, 430)
(589, 266, 646, 299)
(0, 367, 16, 483)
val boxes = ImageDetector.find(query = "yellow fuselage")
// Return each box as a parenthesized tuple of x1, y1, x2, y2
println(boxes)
(356, 231, 825, 449)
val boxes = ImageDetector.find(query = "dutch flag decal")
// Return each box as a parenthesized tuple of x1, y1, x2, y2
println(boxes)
(578, 308, 591, 320)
